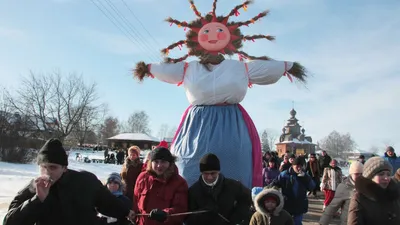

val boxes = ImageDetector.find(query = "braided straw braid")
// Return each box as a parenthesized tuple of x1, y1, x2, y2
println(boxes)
(235, 11, 269, 27)
(243, 34, 275, 42)
(233, 50, 271, 60)
(164, 54, 190, 63)
(165, 17, 191, 28)
(161, 40, 186, 55)
(188, 0, 202, 17)
(227, 0, 253, 17)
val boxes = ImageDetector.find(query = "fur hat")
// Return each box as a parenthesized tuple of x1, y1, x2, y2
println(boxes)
(128, 146, 140, 156)
(37, 138, 68, 166)
(362, 156, 393, 179)
(199, 153, 220, 172)
(349, 161, 364, 175)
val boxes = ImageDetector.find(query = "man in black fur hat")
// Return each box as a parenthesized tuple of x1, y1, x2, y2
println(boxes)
(185, 153, 252, 225)
(3, 138, 136, 225)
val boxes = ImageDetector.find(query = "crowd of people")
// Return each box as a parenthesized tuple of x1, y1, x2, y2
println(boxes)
(3, 138, 400, 225)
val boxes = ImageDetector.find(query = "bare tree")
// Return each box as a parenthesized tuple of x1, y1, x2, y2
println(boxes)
(127, 111, 151, 134)
(167, 126, 177, 138)
(70, 104, 108, 146)
(5, 71, 99, 141)
(260, 129, 278, 153)
(157, 124, 169, 139)
(320, 130, 357, 157)
(99, 116, 120, 143)
(368, 145, 380, 155)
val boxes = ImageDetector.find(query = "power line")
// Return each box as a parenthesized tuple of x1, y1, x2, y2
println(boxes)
(103, 0, 161, 61)
(88, 0, 158, 62)
(119, 0, 163, 49)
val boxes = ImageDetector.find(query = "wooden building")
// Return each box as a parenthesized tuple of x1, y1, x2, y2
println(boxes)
(107, 133, 160, 150)
(275, 108, 316, 157)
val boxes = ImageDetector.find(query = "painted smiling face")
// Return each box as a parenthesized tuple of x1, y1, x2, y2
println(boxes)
(198, 22, 231, 52)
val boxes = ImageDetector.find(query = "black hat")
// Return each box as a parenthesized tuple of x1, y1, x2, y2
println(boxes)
(292, 157, 303, 166)
(151, 147, 174, 163)
(37, 138, 68, 166)
(199, 153, 220, 172)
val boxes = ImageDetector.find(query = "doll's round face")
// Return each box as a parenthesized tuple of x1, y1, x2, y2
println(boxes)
(198, 22, 231, 52)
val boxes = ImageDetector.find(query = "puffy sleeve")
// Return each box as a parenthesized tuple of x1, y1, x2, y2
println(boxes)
(247, 60, 293, 85)
(149, 61, 187, 84)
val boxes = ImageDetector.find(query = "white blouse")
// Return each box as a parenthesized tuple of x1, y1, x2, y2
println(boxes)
(149, 59, 293, 105)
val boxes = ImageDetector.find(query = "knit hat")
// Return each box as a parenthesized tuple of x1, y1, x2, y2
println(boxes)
(199, 153, 220, 172)
(107, 172, 122, 185)
(37, 138, 68, 166)
(362, 156, 393, 179)
(349, 161, 364, 174)
(158, 140, 169, 148)
(151, 147, 174, 163)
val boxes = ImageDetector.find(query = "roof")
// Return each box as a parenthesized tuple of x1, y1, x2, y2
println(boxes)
(107, 133, 160, 142)
(277, 138, 316, 145)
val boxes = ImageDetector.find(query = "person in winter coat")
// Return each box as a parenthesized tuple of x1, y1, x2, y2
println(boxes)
(121, 145, 143, 200)
(347, 156, 400, 225)
(305, 153, 321, 197)
(185, 153, 252, 225)
(319, 161, 364, 225)
(394, 168, 400, 182)
(263, 158, 280, 186)
(318, 151, 332, 172)
(133, 147, 188, 225)
(3, 138, 135, 225)
(320, 159, 343, 211)
(250, 188, 294, 225)
(279, 154, 292, 172)
(269, 157, 315, 225)
(384, 146, 400, 175)
(99, 173, 133, 225)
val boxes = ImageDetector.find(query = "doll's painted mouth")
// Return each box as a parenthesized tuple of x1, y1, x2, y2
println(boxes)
(208, 40, 218, 44)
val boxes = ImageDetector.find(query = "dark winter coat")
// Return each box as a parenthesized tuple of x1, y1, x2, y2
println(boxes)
(319, 154, 332, 173)
(99, 194, 132, 225)
(269, 167, 315, 216)
(185, 174, 252, 225)
(262, 167, 280, 187)
(347, 176, 400, 225)
(250, 188, 294, 225)
(384, 152, 400, 175)
(121, 158, 143, 200)
(3, 169, 131, 225)
(134, 164, 188, 225)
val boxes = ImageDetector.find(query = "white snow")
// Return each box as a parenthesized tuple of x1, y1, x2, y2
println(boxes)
(0, 150, 349, 221)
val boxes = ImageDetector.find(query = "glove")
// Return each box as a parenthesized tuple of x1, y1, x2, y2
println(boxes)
(148, 209, 168, 222)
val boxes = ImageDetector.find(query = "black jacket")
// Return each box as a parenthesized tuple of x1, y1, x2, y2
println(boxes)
(185, 174, 252, 225)
(3, 169, 131, 225)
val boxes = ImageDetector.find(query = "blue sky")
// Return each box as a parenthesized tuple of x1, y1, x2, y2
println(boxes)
(0, 0, 399, 151)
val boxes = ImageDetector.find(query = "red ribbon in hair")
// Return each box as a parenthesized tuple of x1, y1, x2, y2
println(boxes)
(283, 61, 293, 82)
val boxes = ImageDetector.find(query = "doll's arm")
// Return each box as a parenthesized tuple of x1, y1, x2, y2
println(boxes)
(133, 61, 187, 84)
(247, 60, 307, 85)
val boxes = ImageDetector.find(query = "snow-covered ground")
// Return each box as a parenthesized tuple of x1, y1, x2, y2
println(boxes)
(0, 151, 349, 221)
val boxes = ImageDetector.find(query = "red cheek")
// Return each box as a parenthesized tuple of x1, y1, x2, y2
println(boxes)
(217, 32, 227, 40)
(199, 34, 208, 42)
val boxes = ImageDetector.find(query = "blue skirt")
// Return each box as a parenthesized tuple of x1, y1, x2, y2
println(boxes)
(171, 104, 253, 188)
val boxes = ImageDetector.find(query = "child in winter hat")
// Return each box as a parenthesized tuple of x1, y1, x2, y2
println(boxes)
(106, 172, 124, 195)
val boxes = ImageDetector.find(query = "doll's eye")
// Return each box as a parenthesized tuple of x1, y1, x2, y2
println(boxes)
(217, 28, 223, 32)
(203, 29, 209, 34)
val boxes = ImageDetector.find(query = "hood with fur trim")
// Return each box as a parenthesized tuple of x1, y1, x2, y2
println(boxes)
(355, 176, 400, 202)
(254, 188, 284, 217)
